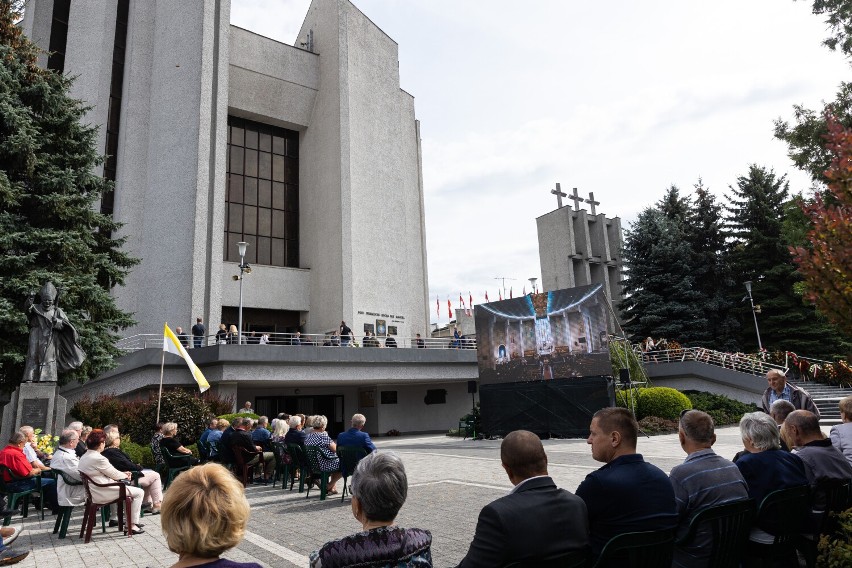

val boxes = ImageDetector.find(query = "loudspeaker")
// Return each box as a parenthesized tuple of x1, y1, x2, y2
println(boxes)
(619, 369, 630, 386)
(467, 380, 478, 394)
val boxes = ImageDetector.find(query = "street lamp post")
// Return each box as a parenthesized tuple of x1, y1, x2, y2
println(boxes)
(743, 281, 763, 351)
(236, 241, 251, 345)
(528, 277, 538, 295)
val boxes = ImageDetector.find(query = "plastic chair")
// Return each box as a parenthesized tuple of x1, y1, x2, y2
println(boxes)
(502, 547, 590, 568)
(159, 446, 192, 489)
(592, 528, 675, 568)
(745, 485, 811, 567)
(50, 468, 84, 539)
(675, 499, 754, 568)
(337, 446, 368, 502)
(0, 465, 42, 526)
(207, 440, 220, 462)
(287, 443, 311, 493)
(303, 446, 331, 500)
(270, 442, 293, 490)
(232, 445, 262, 487)
(78, 473, 132, 543)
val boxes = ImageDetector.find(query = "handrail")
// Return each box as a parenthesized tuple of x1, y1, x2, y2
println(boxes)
(640, 346, 786, 377)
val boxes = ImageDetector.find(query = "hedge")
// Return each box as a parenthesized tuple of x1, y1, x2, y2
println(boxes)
(636, 387, 692, 420)
(683, 391, 758, 426)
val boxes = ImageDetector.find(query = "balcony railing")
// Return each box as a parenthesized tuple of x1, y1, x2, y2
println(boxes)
(639, 346, 786, 377)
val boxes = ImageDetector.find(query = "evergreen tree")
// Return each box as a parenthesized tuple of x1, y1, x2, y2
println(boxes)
(685, 179, 739, 350)
(0, 1, 138, 389)
(619, 208, 707, 343)
(657, 184, 691, 226)
(725, 165, 847, 357)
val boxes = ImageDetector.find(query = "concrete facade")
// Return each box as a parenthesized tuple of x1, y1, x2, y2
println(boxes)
(22, 0, 430, 342)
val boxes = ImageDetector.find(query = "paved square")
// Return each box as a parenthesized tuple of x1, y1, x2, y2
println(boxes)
(9, 426, 763, 567)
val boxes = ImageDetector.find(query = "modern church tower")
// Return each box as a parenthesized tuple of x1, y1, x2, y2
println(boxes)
(20, 0, 430, 341)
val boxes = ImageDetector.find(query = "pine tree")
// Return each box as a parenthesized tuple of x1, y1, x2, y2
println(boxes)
(619, 208, 707, 343)
(657, 184, 691, 226)
(725, 165, 847, 357)
(0, 1, 138, 389)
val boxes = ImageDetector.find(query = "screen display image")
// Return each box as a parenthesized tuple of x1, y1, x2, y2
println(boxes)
(474, 284, 613, 384)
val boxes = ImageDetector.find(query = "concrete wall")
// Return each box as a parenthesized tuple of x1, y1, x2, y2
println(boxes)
(376, 382, 471, 434)
(20, 0, 54, 68)
(220, 262, 311, 312)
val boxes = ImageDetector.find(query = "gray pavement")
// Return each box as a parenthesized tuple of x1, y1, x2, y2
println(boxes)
(8, 426, 769, 567)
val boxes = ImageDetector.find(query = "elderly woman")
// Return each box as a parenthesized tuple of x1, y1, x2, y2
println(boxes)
(310, 452, 432, 567)
(161, 463, 261, 568)
(102, 429, 164, 514)
(78, 430, 145, 535)
(830, 396, 852, 465)
(270, 417, 288, 443)
(304, 415, 342, 495)
(159, 422, 200, 466)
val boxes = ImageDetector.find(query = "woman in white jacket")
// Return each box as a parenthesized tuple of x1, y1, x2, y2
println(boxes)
(78, 429, 145, 535)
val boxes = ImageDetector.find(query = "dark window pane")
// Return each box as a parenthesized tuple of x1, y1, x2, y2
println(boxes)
(283, 156, 298, 183)
(229, 146, 243, 175)
(286, 239, 299, 267)
(271, 210, 285, 238)
(243, 205, 257, 235)
(271, 238, 285, 266)
(259, 132, 271, 152)
(272, 182, 286, 210)
(228, 204, 242, 233)
(243, 235, 257, 264)
(285, 212, 298, 239)
(272, 155, 285, 182)
(231, 126, 244, 147)
(244, 177, 257, 206)
(258, 151, 271, 179)
(272, 135, 285, 155)
(244, 128, 258, 150)
(258, 208, 271, 236)
(226, 232, 241, 262)
(258, 179, 271, 208)
(257, 236, 271, 265)
(244, 149, 258, 177)
(286, 184, 299, 212)
(287, 136, 299, 159)
(228, 175, 243, 203)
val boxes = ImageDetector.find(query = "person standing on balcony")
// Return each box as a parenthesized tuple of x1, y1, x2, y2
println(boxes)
(340, 321, 353, 346)
(191, 317, 205, 348)
(761, 369, 820, 420)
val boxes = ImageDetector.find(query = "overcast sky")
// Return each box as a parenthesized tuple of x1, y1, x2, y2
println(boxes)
(231, 0, 849, 326)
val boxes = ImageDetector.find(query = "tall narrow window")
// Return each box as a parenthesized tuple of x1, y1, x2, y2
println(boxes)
(100, 0, 129, 216)
(46, 0, 71, 73)
(225, 116, 299, 268)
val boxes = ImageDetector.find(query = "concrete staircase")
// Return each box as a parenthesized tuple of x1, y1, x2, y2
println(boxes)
(789, 380, 852, 425)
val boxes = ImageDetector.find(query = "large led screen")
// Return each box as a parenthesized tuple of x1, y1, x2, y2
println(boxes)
(474, 284, 614, 385)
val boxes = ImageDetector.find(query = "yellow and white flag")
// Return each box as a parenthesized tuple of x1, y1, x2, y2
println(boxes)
(163, 323, 210, 392)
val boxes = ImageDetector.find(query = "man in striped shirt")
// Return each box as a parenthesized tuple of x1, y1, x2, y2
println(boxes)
(669, 410, 750, 568)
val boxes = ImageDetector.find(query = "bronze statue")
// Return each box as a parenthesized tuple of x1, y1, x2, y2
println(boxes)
(22, 282, 85, 383)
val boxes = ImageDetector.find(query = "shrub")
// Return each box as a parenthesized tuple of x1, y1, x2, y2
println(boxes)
(683, 391, 758, 426)
(638, 416, 679, 435)
(139, 390, 210, 446)
(637, 387, 692, 420)
(217, 413, 259, 425)
(817, 508, 852, 567)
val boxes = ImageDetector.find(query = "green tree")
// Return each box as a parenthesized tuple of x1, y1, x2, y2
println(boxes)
(619, 208, 707, 343)
(726, 165, 847, 357)
(0, 1, 138, 389)
(657, 184, 691, 226)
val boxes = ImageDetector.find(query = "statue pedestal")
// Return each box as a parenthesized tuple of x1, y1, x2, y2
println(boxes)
(1, 383, 67, 442)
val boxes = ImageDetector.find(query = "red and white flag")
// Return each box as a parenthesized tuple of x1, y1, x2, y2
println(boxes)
(466, 292, 473, 316)
(510, 287, 513, 299)
(459, 293, 465, 310)
(436, 296, 439, 318)
(485, 291, 489, 303)
(523, 286, 526, 296)
(499, 290, 503, 301)
(447, 299, 452, 319)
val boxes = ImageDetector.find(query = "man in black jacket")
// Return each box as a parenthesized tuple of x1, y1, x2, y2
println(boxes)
(218, 422, 237, 465)
(231, 418, 274, 483)
(456, 430, 589, 567)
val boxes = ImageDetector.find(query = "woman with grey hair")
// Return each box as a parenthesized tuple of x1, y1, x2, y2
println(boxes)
(735, 412, 808, 513)
(309, 452, 432, 567)
(304, 415, 342, 495)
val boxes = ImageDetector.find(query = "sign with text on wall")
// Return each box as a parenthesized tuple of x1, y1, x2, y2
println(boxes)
(358, 310, 405, 335)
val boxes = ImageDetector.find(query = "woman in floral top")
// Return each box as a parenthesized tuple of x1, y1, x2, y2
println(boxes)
(310, 452, 432, 568)
(304, 415, 343, 494)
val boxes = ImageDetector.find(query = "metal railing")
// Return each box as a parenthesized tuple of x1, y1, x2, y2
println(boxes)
(116, 332, 478, 352)
(639, 346, 786, 377)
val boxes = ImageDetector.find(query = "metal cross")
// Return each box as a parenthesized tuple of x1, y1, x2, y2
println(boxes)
(585, 192, 600, 216)
(569, 187, 583, 211)
(550, 183, 567, 209)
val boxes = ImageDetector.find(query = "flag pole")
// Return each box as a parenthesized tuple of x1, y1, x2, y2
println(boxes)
(157, 322, 166, 424)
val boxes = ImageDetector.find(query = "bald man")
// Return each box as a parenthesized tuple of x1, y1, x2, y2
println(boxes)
(762, 369, 819, 419)
(456, 430, 588, 567)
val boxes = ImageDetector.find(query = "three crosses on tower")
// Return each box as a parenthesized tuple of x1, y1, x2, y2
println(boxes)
(550, 182, 600, 215)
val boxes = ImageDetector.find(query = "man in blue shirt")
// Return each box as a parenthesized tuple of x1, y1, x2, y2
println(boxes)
(198, 417, 218, 461)
(761, 369, 819, 419)
(576, 407, 678, 558)
(251, 416, 272, 451)
(336, 414, 377, 453)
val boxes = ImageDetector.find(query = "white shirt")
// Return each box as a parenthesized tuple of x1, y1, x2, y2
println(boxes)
(23, 442, 40, 465)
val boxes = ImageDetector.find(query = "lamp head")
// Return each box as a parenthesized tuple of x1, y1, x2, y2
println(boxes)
(744, 281, 752, 294)
(237, 241, 248, 258)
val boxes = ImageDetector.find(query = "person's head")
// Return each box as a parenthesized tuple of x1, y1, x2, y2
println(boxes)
(153, 422, 163, 434)
(351, 414, 366, 430)
(416, 333, 421, 339)
(739, 411, 780, 452)
(766, 369, 787, 394)
(176, 327, 183, 334)
(162, 422, 178, 437)
(783, 410, 823, 447)
(197, 317, 203, 324)
(81, 425, 92, 440)
(272, 419, 288, 437)
(289, 415, 302, 429)
(229, 324, 238, 334)
(59, 429, 79, 449)
(18, 425, 34, 442)
(840, 396, 852, 423)
(8, 432, 26, 448)
(500, 430, 548, 484)
(217, 419, 229, 431)
(219, 323, 226, 331)
(86, 429, 106, 450)
(341, 321, 346, 326)
(769, 399, 796, 425)
(105, 430, 121, 448)
(161, 464, 250, 559)
(67, 421, 83, 434)
(243, 401, 251, 409)
(313, 415, 328, 431)
(103, 424, 118, 436)
(350, 452, 407, 525)
(39, 281, 57, 308)
(587, 407, 639, 463)
(207, 418, 219, 429)
(258, 416, 268, 427)
(678, 410, 716, 453)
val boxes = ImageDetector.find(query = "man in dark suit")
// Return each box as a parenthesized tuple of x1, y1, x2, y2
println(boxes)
(456, 430, 589, 567)
(218, 421, 237, 465)
(231, 418, 274, 483)
(336, 414, 376, 453)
